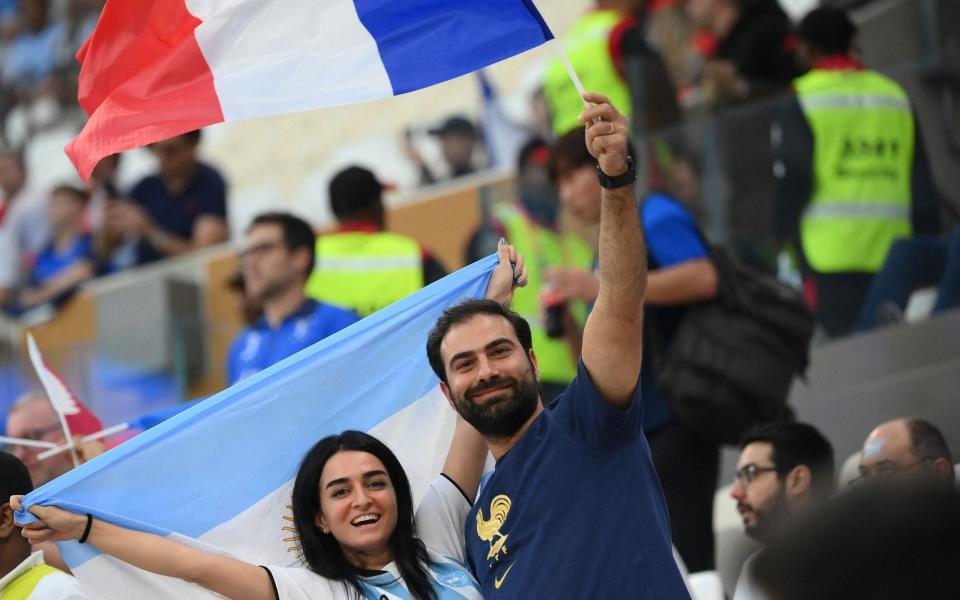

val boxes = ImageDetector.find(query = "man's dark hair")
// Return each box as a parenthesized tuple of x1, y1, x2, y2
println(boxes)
(907, 419, 952, 463)
(51, 184, 90, 205)
(741, 422, 835, 498)
(180, 129, 202, 145)
(797, 7, 857, 55)
(0, 453, 33, 502)
(548, 127, 594, 182)
(248, 212, 316, 275)
(753, 481, 960, 600)
(328, 166, 384, 221)
(426, 299, 533, 385)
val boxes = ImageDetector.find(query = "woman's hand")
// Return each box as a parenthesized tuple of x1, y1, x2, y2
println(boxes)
(485, 240, 527, 306)
(11, 496, 88, 545)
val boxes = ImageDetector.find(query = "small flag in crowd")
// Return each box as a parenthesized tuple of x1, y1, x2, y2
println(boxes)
(26, 334, 103, 437)
(17, 255, 499, 599)
(66, 0, 554, 180)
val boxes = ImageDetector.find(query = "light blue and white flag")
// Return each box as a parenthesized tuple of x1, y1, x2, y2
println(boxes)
(17, 255, 499, 598)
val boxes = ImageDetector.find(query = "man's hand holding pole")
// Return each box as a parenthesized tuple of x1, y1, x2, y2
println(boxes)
(578, 92, 647, 409)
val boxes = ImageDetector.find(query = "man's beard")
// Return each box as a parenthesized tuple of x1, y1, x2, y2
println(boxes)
(741, 487, 789, 544)
(452, 369, 540, 441)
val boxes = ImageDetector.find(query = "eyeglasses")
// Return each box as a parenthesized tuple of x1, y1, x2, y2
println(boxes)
(734, 463, 778, 486)
(240, 241, 283, 260)
(849, 458, 931, 487)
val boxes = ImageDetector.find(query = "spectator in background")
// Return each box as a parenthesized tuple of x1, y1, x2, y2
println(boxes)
(686, 0, 797, 104)
(0, 452, 87, 598)
(541, 0, 638, 136)
(227, 213, 357, 385)
(18, 184, 93, 311)
(114, 130, 228, 267)
(773, 7, 941, 338)
(305, 166, 446, 318)
(0, 149, 48, 308)
(731, 422, 834, 600)
(752, 481, 960, 600)
(546, 127, 720, 573)
(854, 227, 960, 331)
(405, 116, 479, 185)
(1, 0, 65, 119)
(4, 392, 74, 487)
(465, 138, 595, 402)
(856, 418, 955, 486)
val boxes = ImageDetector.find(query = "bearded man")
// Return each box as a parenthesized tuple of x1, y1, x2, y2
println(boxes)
(730, 422, 834, 599)
(425, 93, 689, 598)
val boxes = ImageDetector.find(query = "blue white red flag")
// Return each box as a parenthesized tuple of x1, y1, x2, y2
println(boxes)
(17, 256, 498, 598)
(67, 0, 553, 179)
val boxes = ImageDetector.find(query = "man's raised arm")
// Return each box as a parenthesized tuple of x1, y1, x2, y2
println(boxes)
(579, 92, 647, 409)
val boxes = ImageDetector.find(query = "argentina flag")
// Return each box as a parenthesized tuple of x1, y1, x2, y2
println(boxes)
(15, 255, 500, 598)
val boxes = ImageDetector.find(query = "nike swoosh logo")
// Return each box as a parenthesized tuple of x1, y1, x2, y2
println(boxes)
(494, 563, 515, 589)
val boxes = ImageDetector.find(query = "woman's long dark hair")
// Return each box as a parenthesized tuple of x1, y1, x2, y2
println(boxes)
(291, 431, 437, 600)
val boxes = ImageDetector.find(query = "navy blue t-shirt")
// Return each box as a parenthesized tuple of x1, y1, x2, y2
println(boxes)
(640, 193, 710, 433)
(227, 299, 358, 385)
(465, 360, 690, 599)
(129, 162, 227, 263)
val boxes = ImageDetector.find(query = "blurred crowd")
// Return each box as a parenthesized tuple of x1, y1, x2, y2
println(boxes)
(0, 0, 957, 596)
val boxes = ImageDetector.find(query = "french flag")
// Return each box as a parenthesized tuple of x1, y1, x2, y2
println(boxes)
(66, 0, 554, 180)
(16, 256, 498, 599)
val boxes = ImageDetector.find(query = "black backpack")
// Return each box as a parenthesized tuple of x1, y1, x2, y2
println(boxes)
(655, 246, 814, 445)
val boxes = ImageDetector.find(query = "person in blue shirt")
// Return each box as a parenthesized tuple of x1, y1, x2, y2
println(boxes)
(112, 130, 229, 267)
(544, 124, 721, 573)
(227, 212, 358, 385)
(425, 93, 690, 598)
(21, 184, 94, 311)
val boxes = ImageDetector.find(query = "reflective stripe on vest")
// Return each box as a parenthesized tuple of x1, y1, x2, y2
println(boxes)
(795, 69, 914, 273)
(542, 10, 632, 136)
(2, 563, 61, 600)
(305, 232, 424, 318)
(494, 203, 594, 384)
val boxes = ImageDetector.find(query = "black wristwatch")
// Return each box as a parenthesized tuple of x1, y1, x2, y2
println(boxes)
(596, 156, 636, 189)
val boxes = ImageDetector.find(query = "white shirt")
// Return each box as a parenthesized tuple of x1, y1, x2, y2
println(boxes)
(0, 185, 50, 288)
(0, 551, 88, 599)
(733, 551, 768, 600)
(267, 476, 481, 600)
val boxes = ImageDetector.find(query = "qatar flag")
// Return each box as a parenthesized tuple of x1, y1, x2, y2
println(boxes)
(66, 0, 553, 180)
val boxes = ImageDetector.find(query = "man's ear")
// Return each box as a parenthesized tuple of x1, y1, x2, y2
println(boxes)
(785, 465, 812, 499)
(932, 457, 955, 481)
(528, 349, 540, 381)
(0, 503, 16, 540)
(440, 381, 455, 410)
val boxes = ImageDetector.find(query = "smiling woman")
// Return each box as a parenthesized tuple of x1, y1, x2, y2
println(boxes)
(12, 430, 485, 600)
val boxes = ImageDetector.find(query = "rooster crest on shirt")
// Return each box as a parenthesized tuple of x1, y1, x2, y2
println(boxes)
(476, 494, 511, 562)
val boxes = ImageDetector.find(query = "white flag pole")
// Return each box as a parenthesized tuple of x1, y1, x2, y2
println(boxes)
(26, 334, 80, 467)
(551, 39, 589, 107)
(36, 423, 131, 461)
(0, 436, 59, 450)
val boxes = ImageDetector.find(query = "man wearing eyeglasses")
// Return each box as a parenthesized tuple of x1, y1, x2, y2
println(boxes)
(857, 418, 955, 486)
(5, 392, 74, 487)
(730, 422, 834, 600)
(227, 213, 358, 385)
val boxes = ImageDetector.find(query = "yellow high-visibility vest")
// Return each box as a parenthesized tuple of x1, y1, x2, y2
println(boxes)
(494, 203, 594, 384)
(542, 10, 632, 136)
(305, 231, 423, 317)
(795, 68, 914, 273)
